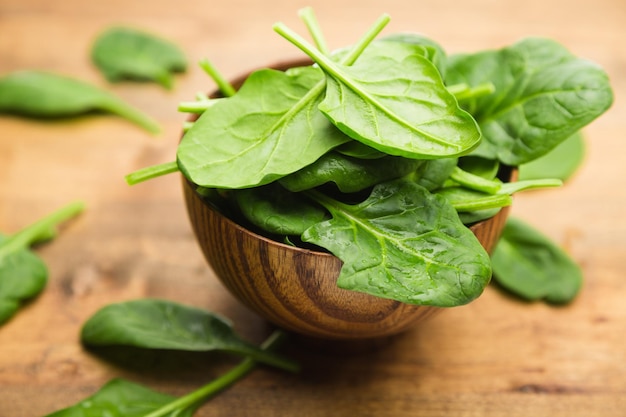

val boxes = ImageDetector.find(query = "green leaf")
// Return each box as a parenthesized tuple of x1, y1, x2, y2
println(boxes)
(379, 32, 448, 78)
(80, 299, 298, 372)
(279, 151, 425, 193)
(0, 235, 48, 325)
(44, 378, 193, 417)
(409, 157, 458, 191)
(234, 183, 328, 235)
(0, 71, 160, 133)
(0, 201, 84, 325)
(303, 180, 492, 307)
(446, 38, 613, 165)
(176, 66, 349, 189)
(91, 26, 187, 89)
(491, 217, 583, 303)
(276, 25, 482, 159)
(518, 131, 585, 182)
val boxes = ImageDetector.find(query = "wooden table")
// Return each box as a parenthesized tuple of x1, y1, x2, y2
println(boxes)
(1, 0, 625, 415)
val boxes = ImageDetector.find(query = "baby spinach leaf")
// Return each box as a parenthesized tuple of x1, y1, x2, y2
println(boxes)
(275, 24, 482, 159)
(0, 201, 84, 325)
(0, 235, 47, 325)
(279, 151, 425, 193)
(491, 217, 583, 304)
(409, 157, 458, 191)
(234, 183, 328, 235)
(379, 32, 448, 78)
(92, 26, 187, 89)
(335, 141, 386, 159)
(176, 66, 349, 189)
(518, 131, 585, 182)
(0, 71, 160, 133)
(302, 180, 492, 307)
(81, 298, 298, 372)
(446, 38, 613, 165)
(458, 156, 500, 180)
(44, 378, 192, 417)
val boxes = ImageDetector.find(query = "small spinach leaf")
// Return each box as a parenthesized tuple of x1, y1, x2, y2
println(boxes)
(80, 298, 298, 372)
(0, 201, 84, 325)
(409, 157, 458, 191)
(44, 378, 192, 417)
(491, 217, 583, 303)
(302, 180, 492, 307)
(446, 38, 613, 165)
(0, 71, 160, 133)
(91, 26, 187, 89)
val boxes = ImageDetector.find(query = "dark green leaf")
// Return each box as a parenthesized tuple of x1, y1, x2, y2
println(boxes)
(234, 183, 328, 235)
(0, 71, 160, 133)
(410, 157, 458, 191)
(491, 217, 583, 303)
(458, 156, 500, 180)
(446, 38, 613, 165)
(44, 378, 193, 417)
(176, 66, 349, 189)
(279, 152, 425, 193)
(518, 131, 585, 182)
(303, 180, 492, 307)
(0, 235, 47, 324)
(91, 26, 187, 89)
(81, 299, 298, 372)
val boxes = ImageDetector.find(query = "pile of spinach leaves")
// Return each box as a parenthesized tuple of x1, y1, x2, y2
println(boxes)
(128, 9, 612, 307)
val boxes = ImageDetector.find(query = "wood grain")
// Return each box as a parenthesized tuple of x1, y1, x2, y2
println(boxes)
(1, 0, 625, 416)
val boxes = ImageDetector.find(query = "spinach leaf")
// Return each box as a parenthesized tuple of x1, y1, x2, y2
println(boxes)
(176, 66, 348, 189)
(446, 38, 613, 165)
(279, 151, 425, 193)
(409, 157, 458, 191)
(458, 156, 500, 180)
(335, 141, 387, 159)
(91, 26, 187, 89)
(302, 180, 492, 307)
(81, 298, 298, 372)
(518, 131, 585, 182)
(46, 330, 291, 417)
(379, 32, 448, 77)
(44, 378, 192, 417)
(0, 201, 84, 325)
(0, 235, 47, 325)
(234, 183, 328, 235)
(275, 23, 481, 159)
(491, 217, 583, 303)
(0, 71, 160, 133)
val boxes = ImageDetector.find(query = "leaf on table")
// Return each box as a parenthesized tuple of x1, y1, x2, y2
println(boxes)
(0, 71, 160, 133)
(446, 38, 613, 165)
(176, 65, 350, 189)
(81, 299, 298, 371)
(0, 234, 48, 325)
(91, 26, 187, 89)
(491, 217, 583, 304)
(44, 378, 194, 417)
(303, 180, 492, 307)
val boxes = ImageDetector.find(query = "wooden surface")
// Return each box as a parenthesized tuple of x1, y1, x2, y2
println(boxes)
(1, 0, 624, 416)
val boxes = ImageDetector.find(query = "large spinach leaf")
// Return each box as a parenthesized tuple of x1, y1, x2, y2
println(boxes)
(81, 299, 298, 372)
(275, 23, 482, 159)
(0, 71, 160, 133)
(491, 217, 583, 303)
(91, 26, 187, 89)
(446, 38, 613, 165)
(302, 180, 492, 307)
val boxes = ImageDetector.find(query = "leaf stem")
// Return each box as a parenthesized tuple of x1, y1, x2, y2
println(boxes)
(0, 201, 85, 260)
(125, 161, 180, 185)
(451, 193, 513, 212)
(142, 330, 290, 417)
(450, 166, 502, 194)
(448, 82, 496, 102)
(177, 98, 222, 114)
(298, 7, 329, 55)
(199, 59, 237, 97)
(499, 178, 562, 195)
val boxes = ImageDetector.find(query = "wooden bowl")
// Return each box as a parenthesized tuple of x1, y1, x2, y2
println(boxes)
(181, 60, 512, 340)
